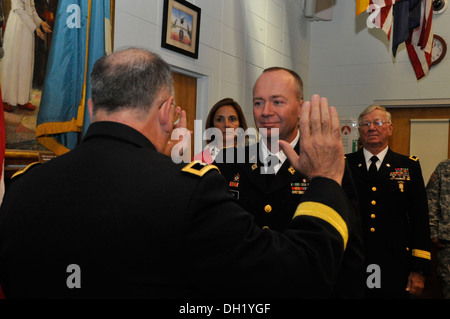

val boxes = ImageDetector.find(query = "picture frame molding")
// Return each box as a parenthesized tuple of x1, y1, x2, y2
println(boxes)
(3, 0, 115, 175)
(161, 0, 201, 59)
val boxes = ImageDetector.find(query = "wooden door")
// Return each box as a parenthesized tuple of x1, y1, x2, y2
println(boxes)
(387, 107, 450, 158)
(172, 72, 197, 158)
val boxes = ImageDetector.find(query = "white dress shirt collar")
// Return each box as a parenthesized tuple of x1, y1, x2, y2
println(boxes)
(363, 146, 389, 170)
(260, 131, 299, 174)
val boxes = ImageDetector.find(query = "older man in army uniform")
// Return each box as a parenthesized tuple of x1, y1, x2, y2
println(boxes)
(346, 105, 431, 298)
(427, 159, 450, 298)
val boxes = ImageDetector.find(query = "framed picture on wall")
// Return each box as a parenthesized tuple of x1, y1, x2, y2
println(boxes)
(1, 0, 115, 179)
(161, 0, 201, 59)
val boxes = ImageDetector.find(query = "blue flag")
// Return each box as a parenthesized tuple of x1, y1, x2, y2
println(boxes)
(392, 0, 421, 57)
(37, 0, 112, 155)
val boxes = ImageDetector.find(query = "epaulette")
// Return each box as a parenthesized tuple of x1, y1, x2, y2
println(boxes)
(181, 160, 220, 177)
(409, 155, 419, 162)
(11, 162, 41, 179)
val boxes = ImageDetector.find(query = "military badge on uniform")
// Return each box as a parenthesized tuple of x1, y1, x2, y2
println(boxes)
(291, 179, 309, 194)
(390, 168, 410, 181)
(229, 173, 240, 187)
(390, 168, 409, 192)
(288, 166, 295, 175)
(228, 173, 240, 200)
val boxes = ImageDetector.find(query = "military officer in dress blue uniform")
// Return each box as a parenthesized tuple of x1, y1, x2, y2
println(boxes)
(346, 105, 431, 298)
(0, 48, 357, 299)
(215, 67, 365, 298)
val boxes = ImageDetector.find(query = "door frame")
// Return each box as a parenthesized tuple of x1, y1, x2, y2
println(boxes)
(170, 65, 210, 156)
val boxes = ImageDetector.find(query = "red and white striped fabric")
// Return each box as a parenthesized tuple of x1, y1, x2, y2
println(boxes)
(406, 0, 433, 80)
(368, 0, 397, 39)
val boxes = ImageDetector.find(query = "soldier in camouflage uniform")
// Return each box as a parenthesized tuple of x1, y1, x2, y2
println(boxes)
(426, 159, 450, 298)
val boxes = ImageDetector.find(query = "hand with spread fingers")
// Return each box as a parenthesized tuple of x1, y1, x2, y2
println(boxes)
(280, 94, 344, 186)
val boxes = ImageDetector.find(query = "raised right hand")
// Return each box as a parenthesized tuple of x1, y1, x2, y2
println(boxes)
(280, 94, 345, 186)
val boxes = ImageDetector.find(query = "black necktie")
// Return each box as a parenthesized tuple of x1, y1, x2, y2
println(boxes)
(265, 155, 279, 185)
(369, 155, 379, 177)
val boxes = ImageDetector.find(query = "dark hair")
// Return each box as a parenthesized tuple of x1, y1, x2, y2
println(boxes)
(205, 98, 248, 144)
(262, 67, 304, 100)
(90, 47, 173, 116)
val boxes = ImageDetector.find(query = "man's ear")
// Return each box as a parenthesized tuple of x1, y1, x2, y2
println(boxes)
(387, 122, 394, 137)
(297, 99, 303, 118)
(158, 96, 174, 132)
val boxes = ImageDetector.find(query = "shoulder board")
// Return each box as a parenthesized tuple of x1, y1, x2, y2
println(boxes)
(11, 162, 41, 179)
(182, 160, 220, 177)
(409, 155, 419, 162)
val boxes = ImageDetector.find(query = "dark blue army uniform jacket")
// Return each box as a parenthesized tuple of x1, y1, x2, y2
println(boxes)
(346, 148, 431, 298)
(0, 121, 356, 299)
(214, 143, 365, 298)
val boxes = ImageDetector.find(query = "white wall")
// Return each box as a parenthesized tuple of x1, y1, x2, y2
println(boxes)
(114, 0, 311, 129)
(310, 1, 450, 119)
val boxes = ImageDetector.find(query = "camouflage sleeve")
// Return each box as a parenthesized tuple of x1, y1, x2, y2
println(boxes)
(426, 163, 442, 239)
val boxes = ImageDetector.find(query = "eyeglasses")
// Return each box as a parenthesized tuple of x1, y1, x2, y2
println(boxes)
(359, 119, 390, 128)
(158, 98, 176, 109)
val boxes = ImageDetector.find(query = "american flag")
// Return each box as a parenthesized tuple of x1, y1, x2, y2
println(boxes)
(367, 0, 397, 39)
(405, 0, 433, 79)
(360, 0, 433, 80)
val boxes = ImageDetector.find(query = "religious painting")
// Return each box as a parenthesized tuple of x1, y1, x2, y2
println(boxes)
(0, 0, 114, 174)
(1, 0, 59, 151)
(1, 0, 114, 151)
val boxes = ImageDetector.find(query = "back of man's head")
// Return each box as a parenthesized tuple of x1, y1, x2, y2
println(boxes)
(90, 47, 173, 118)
